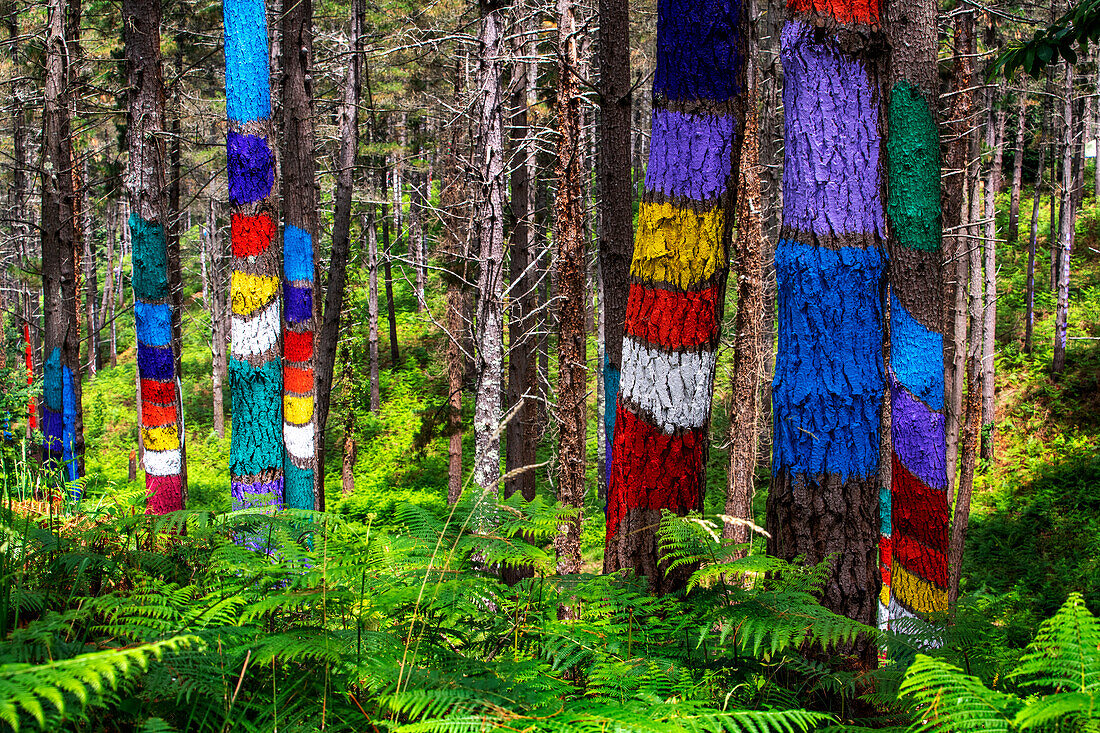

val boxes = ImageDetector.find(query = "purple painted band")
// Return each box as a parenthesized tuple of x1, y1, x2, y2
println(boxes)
(227, 131, 275, 206)
(890, 374, 947, 491)
(231, 476, 285, 510)
(284, 283, 312, 325)
(645, 109, 736, 201)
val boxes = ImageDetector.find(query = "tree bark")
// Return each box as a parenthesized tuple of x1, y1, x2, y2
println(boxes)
(81, 158, 97, 377)
(1053, 63, 1079, 376)
(597, 0, 632, 495)
(281, 0, 321, 511)
(1025, 88, 1048, 357)
(1008, 95, 1026, 247)
(980, 95, 1005, 461)
(367, 210, 381, 413)
(223, 0, 283, 511)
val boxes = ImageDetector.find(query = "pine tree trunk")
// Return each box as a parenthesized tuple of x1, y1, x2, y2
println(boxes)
(367, 210, 381, 413)
(766, 7, 883, 661)
(223, 0, 284, 512)
(980, 98, 1005, 460)
(202, 201, 227, 438)
(316, 0, 362, 490)
(1026, 92, 1048, 356)
(471, 0, 507, 525)
(597, 0, 631, 495)
(605, 0, 743, 592)
(281, 0, 321, 511)
(82, 159, 97, 377)
(1053, 64, 1076, 376)
(381, 150, 400, 368)
(1008, 95, 1026, 247)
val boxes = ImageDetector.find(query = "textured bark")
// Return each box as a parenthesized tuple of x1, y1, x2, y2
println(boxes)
(942, 7, 974, 507)
(980, 97, 1005, 460)
(81, 159, 97, 377)
(1008, 95, 1026, 247)
(367, 212, 381, 413)
(597, 0, 632, 492)
(605, 0, 744, 593)
(202, 201, 227, 438)
(42, 0, 83, 488)
(724, 51, 764, 551)
(1025, 101, 1047, 356)
(381, 153, 400, 368)
(125, 0, 186, 512)
(767, 7, 883, 662)
(281, 0, 321, 510)
(471, 0, 508, 523)
(317, 0, 362, 489)
(554, 0, 588, 578)
(882, 0, 949, 628)
(1053, 64, 1079, 376)
(224, 0, 284, 512)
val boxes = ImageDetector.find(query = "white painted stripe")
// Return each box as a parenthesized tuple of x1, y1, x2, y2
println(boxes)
(231, 300, 279, 358)
(283, 421, 314, 460)
(620, 337, 717, 433)
(144, 448, 182, 477)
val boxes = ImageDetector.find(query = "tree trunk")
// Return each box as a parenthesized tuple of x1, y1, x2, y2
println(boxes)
(553, 0, 589, 578)
(367, 210, 381, 412)
(42, 0, 83, 489)
(381, 149, 400, 368)
(82, 159, 97, 377)
(766, 10, 882, 662)
(223, 0, 284, 511)
(724, 29, 764, 552)
(281, 0, 321, 511)
(980, 96, 1005, 460)
(1026, 90, 1048, 356)
(316, 0, 362, 493)
(597, 0, 632, 495)
(881, 0, 949, 628)
(125, 0, 186, 512)
(604, 0, 743, 592)
(1053, 63, 1079, 376)
(202, 201, 227, 438)
(1008, 95, 1026, 247)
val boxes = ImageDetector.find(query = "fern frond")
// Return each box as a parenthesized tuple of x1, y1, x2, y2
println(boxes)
(899, 654, 1021, 732)
(1009, 592, 1100, 694)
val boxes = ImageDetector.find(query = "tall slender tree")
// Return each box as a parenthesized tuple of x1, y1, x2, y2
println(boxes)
(125, 0, 186, 513)
(224, 0, 284, 510)
(766, 0, 885, 660)
(604, 0, 745, 591)
(281, 0, 321, 511)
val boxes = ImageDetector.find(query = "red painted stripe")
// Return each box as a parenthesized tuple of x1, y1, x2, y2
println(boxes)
(624, 283, 721, 350)
(284, 365, 313, 394)
(284, 329, 313, 362)
(881, 565, 891, 587)
(142, 401, 177, 427)
(787, 0, 878, 24)
(606, 402, 705, 541)
(145, 474, 183, 515)
(24, 323, 35, 429)
(893, 532, 948, 588)
(231, 213, 275, 258)
(892, 452, 949, 552)
(879, 535, 892, 569)
(141, 379, 176, 405)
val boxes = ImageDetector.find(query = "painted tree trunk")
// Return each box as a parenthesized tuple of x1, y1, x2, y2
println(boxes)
(1053, 65, 1076, 376)
(41, 0, 82, 491)
(224, 0, 284, 511)
(554, 0, 588, 577)
(472, 0, 507, 522)
(724, 40, 765, 550)
(316, 0, 361, 488)
(281, 0, 320, 511)
(125, 0, 185, 513)
(1008, 96, 1026, 247)
(597, 0, 632, 493)
(604, 0, 744, 591)
(766, 5, 884, 657)
(880, 0, 949, 630)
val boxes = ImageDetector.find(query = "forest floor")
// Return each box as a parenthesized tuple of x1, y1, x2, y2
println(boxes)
(70, 178, 1100, 642)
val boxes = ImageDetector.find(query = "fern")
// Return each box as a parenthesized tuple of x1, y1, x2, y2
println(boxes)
(0, 635, 201, 731)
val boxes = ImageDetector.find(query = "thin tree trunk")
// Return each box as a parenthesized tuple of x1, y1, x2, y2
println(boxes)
(367, 210, 381, 412)
(202, 201, 227, 438)
(281, 0, 321, 511)
(82, 158, 97, 377)
(553, 0, 587, 578)
(223, 0, 283, 511)
(1008, 95, 1026, 247)
(316, 0, 362, 490)
(1025, 93, 1048, 356)
(381, 150, 400, 367)
(1053, 63, 1078, 376)
(980, 96, 1005, 461)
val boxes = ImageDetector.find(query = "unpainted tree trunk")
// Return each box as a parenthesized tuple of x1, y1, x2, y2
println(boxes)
(202, 201, 227, 438)
(980, 96, 1005, 461)
(1025, 92, 1049, 356)
(367, 211, 381, 412)
(82, 158, 97, 377)
(1053, 63, 1079, 376)
(1008, 95, 1026, 247)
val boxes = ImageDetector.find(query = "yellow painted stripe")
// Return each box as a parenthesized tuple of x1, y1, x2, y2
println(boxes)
(283, 394, 314, 425)
(892, 563, 947, 615)
(630, 201, 726, 290)
(230, 271, 280, 316)
(880, 580, 891, 608)
(142, 424, 181, 452)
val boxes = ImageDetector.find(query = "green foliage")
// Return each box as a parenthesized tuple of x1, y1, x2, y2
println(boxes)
(899, 593, 1100, 732)
(995, 0, 1100, 77)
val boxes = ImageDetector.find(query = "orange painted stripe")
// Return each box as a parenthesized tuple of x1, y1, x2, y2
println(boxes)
(284, 365, 313, 394)
(142, 401, 177, 427)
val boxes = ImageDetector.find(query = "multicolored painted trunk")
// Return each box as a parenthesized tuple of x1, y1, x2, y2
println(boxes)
(282, 225, 315, 510)
(604, 0, 743, 588)
(224, 0, 283, 510)
(882, 85, 949, 621)
(24, 324, 35, 432)
(42, 347, 78, 488)
(767, 4, 885, 638)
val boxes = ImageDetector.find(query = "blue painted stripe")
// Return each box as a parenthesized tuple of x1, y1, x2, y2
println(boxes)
(284, 461, 314, 511)
(138, 344, 175, 382)
(283, 225, 314, 282)
(603, 356, 621, 485)
(62, 365, 78, 486)
(284, 283, 312, 325)
(890, 293, 944, 410)
(228, 357, 283, 476)
(136, 302, 172, 347)
(654, 0, 743, 102)
(227, 132, 275, 205)
(223, 0, 271, 124)
(880, 483, 892, 535)
(772, 239, 885, 481)
(44, 347, 63, 411)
